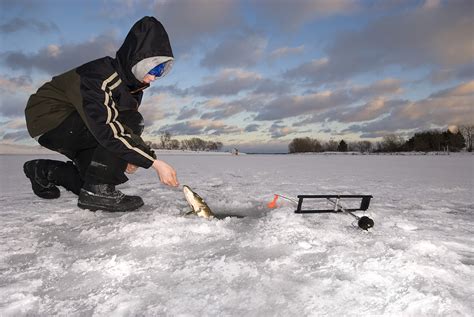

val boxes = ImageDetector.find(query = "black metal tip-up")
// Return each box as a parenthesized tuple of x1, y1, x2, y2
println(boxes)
(294, 195, 375, 230)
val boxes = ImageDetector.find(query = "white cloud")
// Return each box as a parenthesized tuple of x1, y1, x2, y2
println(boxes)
(154, 0, 240, 53)
(269, 122, 297, 139)
(1, 33, 118, 74)
(193, 68, 263, 96)
(252, 0, 358, 30)
(46, 45, 61, 57)
(270, 45, 304, 60)
(339, 98, 390, 123)
(0, 17, 59, 34)
(285, 58, 329, 81)
(286, 1, 474, 86)
(254, 77, 402, 122)
(1, 117, 26, 130)
(344, 80, 474, 136)
(350, 78, 403, 99)
(139, 93, 190, 125)
(201, 32, 268, 69)
(422, 0, 442, 10)
(255, 90, 350, 121)
(0, 75, 33, 93)
(154, 119, 242, 136)
(430, 80, 474, 98)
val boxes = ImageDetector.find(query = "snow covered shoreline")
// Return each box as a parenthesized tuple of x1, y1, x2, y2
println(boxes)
(0, 143, 236, 156)
(0, 143, 57, 155)
(290, 151, 473, 156)
(2, 143, 473, 156)
(1, 154, 473, 316)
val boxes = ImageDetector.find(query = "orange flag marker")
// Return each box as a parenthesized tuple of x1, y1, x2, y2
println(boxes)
(267, 194, 279, 209)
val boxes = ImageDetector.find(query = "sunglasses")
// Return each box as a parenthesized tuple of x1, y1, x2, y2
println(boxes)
(148, 62, 167, 77)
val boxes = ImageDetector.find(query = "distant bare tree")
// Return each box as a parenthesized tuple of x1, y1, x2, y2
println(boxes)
(358, 140, 373, 153)
(380, 134, 404, 152)
(288, 137, 325, 153)
(207, 141, 223, 151)
(288, 137, 314, 153)
(312, 138, 323, 152)
(169, 139, 180, 150)
(160, 131, 171, 149)
(324, 139, 339, 152)
(459, 125, 473, 152)
(186, 138, 206, 151)
(180, 139, 191, 150)
(346, 142, 358, 152)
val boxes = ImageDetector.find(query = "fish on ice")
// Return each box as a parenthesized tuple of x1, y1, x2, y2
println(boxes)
(183, 185, 215, 219)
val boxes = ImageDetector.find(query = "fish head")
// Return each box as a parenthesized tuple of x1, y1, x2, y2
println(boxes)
(183, 185, 214, 219)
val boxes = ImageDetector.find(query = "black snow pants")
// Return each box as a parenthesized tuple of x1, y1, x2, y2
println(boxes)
(37, 111, 144, 195)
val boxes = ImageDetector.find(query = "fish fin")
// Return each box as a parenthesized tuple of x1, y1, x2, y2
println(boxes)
(185, 210, 196, 216)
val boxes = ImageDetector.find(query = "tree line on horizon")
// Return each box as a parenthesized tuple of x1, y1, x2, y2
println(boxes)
(288, 125, 473, 154)
(146, 132, 223, 151)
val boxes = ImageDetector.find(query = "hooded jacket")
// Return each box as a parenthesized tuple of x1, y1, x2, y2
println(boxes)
(25, 16, 173, 168)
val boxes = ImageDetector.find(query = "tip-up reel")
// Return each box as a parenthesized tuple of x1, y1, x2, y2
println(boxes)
(269, 194, 375, 230)
(296, 195, 374, 230)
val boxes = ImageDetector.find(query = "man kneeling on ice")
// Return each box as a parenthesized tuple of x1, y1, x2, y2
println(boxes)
(23, 17, 179, 212)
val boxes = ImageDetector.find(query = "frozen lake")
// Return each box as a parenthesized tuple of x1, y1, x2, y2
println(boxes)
(1, 153, 473, 316)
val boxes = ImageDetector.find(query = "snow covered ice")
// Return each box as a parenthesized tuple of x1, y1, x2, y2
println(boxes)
(1, 153, 473, 316)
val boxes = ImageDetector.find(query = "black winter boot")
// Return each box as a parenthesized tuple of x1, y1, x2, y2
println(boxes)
(23, 160, 61, 199)
(78, 183, 144, 212)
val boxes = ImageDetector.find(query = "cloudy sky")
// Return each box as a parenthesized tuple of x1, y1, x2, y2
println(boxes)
(0, 0, 473, 152)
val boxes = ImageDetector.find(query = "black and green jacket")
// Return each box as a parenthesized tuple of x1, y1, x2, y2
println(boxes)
(25, 17, 173, 169)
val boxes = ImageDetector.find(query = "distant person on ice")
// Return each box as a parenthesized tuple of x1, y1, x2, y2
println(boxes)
(23, 17, 179, 212)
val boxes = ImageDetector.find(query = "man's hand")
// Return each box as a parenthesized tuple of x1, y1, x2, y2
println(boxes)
(152, 159, 179, 187)
(125, 163, 138, 174)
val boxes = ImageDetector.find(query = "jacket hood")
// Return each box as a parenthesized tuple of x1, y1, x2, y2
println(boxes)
(132, 56, 173, 82)
(115, 16, 174, 89)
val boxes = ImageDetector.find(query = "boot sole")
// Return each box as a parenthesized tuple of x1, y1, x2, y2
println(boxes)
(78, 200, 144, 212)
